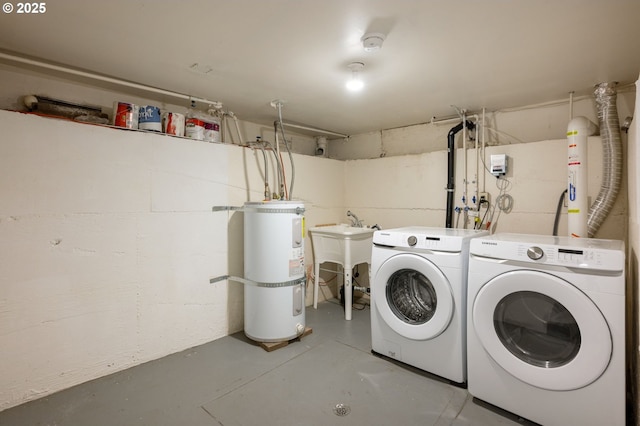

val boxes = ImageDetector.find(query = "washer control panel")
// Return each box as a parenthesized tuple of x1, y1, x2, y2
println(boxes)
(373, 228, 483, 252)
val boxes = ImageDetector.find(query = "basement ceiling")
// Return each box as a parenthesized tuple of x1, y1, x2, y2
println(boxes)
(0, 0, 639, 136)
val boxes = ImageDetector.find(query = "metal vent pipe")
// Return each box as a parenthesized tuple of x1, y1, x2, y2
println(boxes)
(587, 82, 623, 237)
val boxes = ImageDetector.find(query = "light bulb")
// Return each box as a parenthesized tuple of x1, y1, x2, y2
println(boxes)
(346, 62, 365, 92)
(346, 76, 364, 91)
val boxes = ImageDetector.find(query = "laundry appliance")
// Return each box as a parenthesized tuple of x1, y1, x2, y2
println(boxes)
(467, 233, 625, 426)
(371, 226, 488, 384)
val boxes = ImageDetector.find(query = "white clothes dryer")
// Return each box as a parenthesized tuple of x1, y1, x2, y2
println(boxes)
(467, 233, 625, 426)
(371, 227, 488, 385)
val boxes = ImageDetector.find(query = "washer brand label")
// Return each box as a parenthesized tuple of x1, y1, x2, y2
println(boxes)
(481, 241, 498, 245)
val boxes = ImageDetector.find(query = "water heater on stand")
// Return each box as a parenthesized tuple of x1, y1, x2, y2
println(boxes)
(243, 201, 306, 342)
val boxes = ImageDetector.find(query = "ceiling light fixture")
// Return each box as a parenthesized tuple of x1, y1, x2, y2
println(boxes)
(361, 32, 385, 52)
(346, 62, 365, 92)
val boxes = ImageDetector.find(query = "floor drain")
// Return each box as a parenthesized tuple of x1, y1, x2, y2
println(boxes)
(333, 403, 351, 417)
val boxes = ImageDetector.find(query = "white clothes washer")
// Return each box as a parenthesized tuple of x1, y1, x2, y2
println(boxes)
(371, 226, 488, 385)
(467, 233, 625, 426)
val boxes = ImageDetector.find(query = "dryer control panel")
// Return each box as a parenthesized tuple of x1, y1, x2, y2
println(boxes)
(517, 245, 604, 268)
(470, 234, 625, 273)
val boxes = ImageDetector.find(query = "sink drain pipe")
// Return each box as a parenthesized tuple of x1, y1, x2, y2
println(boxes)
(446, 120, 476, 228)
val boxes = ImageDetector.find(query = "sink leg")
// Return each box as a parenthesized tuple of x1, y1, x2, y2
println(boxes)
(313, 262, 320, 309)
(344, 263, 352, 320)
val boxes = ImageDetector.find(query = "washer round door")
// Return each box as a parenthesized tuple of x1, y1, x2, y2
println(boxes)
(472, 270, 612, 391)
(373, 253, 454, 340)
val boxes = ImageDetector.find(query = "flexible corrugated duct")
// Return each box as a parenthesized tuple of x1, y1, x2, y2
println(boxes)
(587, 82, 623, 237)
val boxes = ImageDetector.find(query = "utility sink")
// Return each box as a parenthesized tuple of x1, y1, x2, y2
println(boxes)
(310, 223, 376, 239)
(308, 224, 375, 320)
(309, 224, 375, 266)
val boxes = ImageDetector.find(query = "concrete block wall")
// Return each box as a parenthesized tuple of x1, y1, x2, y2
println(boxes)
(342, 137, 626, 241)
(329, 90, 635, 160)
(0, 110, 346, 411)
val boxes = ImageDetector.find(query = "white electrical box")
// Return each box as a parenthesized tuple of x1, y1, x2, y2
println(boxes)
(490, 154, 507, 176)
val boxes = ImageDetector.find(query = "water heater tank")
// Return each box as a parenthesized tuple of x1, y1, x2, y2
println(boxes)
(243, 200, 306, 342)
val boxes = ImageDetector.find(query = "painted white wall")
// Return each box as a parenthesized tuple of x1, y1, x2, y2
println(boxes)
(0, 110, 346, 411)
(329, 91, 636, 160)
(336, 88, 633, 242)
(628, 77, 640, 422)
(343, 136, 627, 241)
(0, 63, 319, 156)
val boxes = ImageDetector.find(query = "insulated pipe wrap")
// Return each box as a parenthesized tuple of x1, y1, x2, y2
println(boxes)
(588, 82, 623, 237)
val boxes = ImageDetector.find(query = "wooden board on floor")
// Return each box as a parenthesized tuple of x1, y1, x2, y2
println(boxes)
(258, 327, 313, 352)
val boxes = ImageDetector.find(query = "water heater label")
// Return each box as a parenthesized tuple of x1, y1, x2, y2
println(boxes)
(289, 258, 304, 276)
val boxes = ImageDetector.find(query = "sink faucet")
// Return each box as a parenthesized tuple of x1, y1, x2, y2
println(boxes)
(347, 210, 363, 227)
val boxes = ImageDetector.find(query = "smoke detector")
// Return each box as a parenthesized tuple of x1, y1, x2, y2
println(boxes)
(361, 32, 385, 52)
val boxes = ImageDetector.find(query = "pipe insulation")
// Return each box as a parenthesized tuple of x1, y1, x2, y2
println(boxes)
(446, 120, 475, 228)
(587, 82, 623, 237)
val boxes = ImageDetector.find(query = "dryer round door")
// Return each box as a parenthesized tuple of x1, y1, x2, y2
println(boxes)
(472, 270, 612, 391)
(373, 253, 454, 340)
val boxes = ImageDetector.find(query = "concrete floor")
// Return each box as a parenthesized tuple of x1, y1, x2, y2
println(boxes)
(0, 300, 532, 426)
